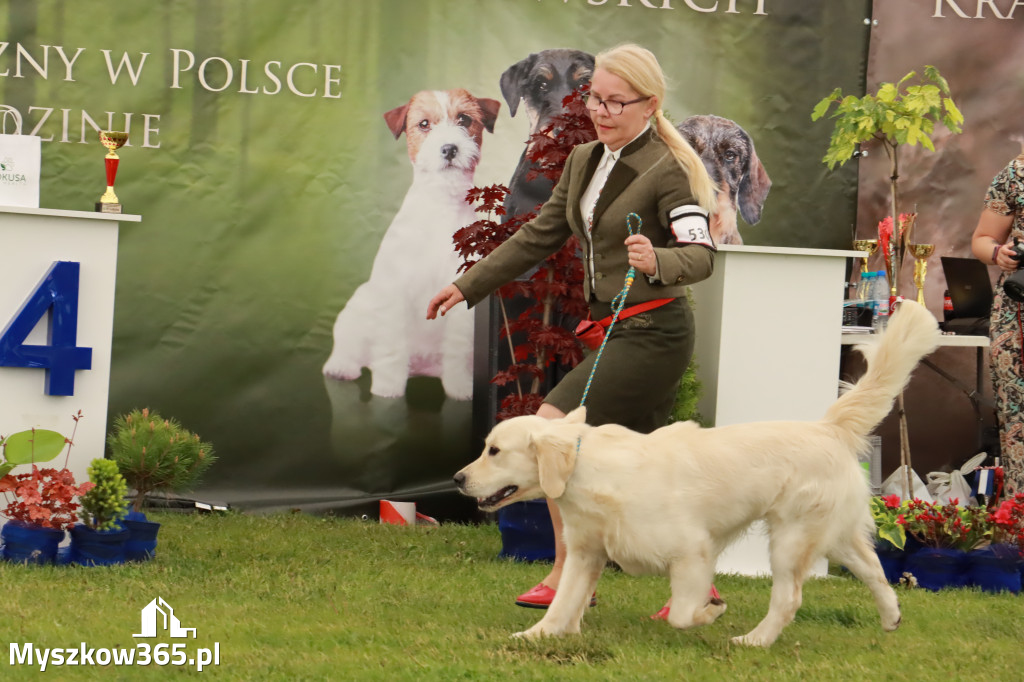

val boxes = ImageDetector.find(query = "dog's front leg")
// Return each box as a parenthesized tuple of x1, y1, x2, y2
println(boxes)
(513, 550, 604, 639)
(666, 551, 726, 631)
(367, 318, 412, 398)
(439, 308, 473, 400)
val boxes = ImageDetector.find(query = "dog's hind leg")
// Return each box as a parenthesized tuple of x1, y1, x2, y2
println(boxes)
(829, 532, 901, 632)
(732, 526, 818, 647)
(665, 546, 726, 631)
(513, 549, 605, 639)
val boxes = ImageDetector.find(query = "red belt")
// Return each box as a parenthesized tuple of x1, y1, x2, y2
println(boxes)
(591, 297, 674, 328)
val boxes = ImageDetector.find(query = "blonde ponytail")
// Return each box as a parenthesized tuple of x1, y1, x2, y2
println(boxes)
(595, 43, 718, 214)
(654, 110, 718, 214)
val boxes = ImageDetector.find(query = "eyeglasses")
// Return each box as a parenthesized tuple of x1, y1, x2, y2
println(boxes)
(582, 92, 651, 116)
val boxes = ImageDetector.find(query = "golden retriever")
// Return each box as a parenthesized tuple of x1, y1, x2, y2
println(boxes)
(453, 301, 940, 647)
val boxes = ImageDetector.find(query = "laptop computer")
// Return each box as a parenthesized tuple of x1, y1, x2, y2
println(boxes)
(940, 256, 993, 335)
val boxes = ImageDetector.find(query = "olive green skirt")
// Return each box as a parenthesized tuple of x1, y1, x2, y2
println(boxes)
(545, 297, 695, 434)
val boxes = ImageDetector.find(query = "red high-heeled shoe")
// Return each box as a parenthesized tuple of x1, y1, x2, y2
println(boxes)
(651, 585, 722, 620)
(515, 583, 598, 609)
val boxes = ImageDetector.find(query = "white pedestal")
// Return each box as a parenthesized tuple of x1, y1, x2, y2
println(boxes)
(0, 206, 139, 493)
(691, 244, 861, 576)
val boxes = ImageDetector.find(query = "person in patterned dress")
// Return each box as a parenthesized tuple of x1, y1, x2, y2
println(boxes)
(971, 151, 1024, 496)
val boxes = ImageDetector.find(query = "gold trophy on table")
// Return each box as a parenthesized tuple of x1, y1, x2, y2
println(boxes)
(909, 243, 935, 305)
(96, 131, 128, 214)
(853, 238, 878, 277)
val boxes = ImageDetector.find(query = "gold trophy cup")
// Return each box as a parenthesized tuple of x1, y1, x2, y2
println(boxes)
(909, 243, 935, 305)
(96, 131, 129, 214)
(853, 238, 879, 277)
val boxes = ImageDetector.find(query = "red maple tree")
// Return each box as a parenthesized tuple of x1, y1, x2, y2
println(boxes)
(453, 88, 596, 420)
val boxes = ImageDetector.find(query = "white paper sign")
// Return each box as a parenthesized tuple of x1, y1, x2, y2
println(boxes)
(0, 130, 41, 208)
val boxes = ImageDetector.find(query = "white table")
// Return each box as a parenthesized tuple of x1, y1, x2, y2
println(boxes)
(690, 244, 861, 576)
(0, 206, 140, 489)
(843, 332, 992, 411)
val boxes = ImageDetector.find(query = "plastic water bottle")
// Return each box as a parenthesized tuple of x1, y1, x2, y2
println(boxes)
(857, 271, 874, 303)
(857, 436, 883, 495)
(871, 271, 890, 331)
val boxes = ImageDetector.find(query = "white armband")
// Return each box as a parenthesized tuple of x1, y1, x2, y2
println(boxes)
(668, 205, 715, 249)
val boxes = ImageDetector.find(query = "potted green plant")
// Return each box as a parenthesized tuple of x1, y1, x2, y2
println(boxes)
(69, 458, 130, 566)
(812, 67, 963, 500)
(812, 65, 963, 295)
(0, 412, 92, 564)
(106, 408, 216, 558)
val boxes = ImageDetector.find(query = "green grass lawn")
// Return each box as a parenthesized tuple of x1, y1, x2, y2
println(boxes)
(2, 512, 1022, 681)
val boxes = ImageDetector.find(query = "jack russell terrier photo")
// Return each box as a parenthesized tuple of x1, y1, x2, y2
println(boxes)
(323, 89, 500, 400)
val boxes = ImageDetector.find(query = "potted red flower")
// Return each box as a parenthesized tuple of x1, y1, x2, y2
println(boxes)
(0, 412, 92, 564)
(900, 498, 983, 591)
(975, 493, 1024, 594)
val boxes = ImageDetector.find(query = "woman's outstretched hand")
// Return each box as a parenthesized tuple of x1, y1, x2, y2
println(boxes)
(426, 284, 466, 319)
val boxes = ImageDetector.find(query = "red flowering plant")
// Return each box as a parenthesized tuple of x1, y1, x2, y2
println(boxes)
(988, 493, 1024, 556)
(0, 411, 93, 531)
(899, 497, 990, 551)
(870, 494, 910, 549)
(453, 87, 594, 420)
(877, 212, 916, 294)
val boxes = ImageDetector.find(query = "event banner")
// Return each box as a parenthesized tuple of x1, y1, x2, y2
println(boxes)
(0, 0, 869, 515)
(860, 0, 1024, 304)
(857, 1, 1023, 477)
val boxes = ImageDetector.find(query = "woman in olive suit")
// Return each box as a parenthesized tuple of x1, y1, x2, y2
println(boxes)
(428, 43, 720, 615)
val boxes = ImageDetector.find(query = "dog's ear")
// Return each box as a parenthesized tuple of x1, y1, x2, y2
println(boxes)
(738, 144, 772, 225)
(563, 406, 587, 424)
(530, 428, 577, 499)
(477, 98, 502, 134)
(383, 103, 410, 139)
(499, 54, 536, 118)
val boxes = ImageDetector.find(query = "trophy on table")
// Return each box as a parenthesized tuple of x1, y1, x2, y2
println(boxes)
(909, 243, 935, 305)
(96, 131, 128, 214)
(853, 239, 878, 277)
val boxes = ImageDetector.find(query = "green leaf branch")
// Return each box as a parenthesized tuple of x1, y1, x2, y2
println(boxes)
(812, 65, 963, 261)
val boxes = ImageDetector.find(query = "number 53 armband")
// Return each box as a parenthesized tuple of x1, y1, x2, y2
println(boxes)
(668, 205, 715, 250)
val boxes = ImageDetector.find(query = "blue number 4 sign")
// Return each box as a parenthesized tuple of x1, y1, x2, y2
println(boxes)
(0, 261, 93, 396)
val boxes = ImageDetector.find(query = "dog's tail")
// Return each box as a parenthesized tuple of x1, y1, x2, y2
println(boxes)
(823, 300, 940, 440)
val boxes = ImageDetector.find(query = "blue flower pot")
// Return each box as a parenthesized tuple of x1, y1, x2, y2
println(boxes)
(122, 514, 160, 562)
(69, 524, 129, 566)
(966, 544, 1022, 594)
(498, 500, 555, 562)
(874, 540, 906, 584)
(905, 547, 969, 591)
(1, 520, 65, 565)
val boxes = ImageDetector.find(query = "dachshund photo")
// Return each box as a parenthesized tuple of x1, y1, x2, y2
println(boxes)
(677, 114, 772, 245)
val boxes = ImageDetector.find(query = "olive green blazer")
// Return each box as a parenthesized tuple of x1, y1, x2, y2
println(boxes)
(455, 128, 715, 307)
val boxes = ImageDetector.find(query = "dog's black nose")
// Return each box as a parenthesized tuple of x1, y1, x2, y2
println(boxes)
(441, 144, 458, 161)
(453, 471, 466, 489)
